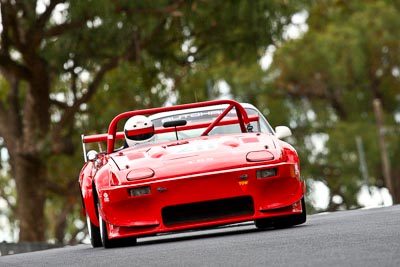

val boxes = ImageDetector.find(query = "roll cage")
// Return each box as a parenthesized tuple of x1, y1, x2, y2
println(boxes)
(81, 99, 254, 161)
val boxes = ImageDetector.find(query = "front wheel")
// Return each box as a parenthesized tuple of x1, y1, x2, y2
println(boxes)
(285, 197, 307, 226)
(86, 212, 102, 248)
(99, 209, 114, 248)
(255, 197, 307, 229)
(98, 205, 137, 248)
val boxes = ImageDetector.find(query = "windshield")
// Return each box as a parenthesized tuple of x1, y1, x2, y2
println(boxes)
(150, 107, 273, 144)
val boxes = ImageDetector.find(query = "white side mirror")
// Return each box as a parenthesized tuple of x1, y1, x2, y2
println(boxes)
(275, 126, 292, 139)
(87, 150, 98, 161)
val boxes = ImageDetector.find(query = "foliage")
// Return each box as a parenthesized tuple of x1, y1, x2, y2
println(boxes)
(0, 0, 307, 243)
(268, 0, 400, 209)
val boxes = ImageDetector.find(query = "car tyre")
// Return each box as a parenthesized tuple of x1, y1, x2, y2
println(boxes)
(254, 217, 274, 229)
(291, 197, 307, 225)
(98, 205, 137, 248)
(86, 212, 102, 248)
(255, 197, 307, 229)
(274, 197, 307, 228)
(99, 206, 115, 248)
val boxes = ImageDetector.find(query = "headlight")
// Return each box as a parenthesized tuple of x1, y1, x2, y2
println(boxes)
(128, 186, 151, 197)
(256, 168, 277, 178)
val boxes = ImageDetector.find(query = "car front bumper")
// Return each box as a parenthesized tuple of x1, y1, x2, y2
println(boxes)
(97, 162, 305, 239)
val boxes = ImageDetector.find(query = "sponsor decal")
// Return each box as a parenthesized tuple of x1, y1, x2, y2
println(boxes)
(239, 174, 248, 180)
(103, 193, 110, 202)
(238, 180, 248, 191)
(188, 157, 214, 164)
(160, 110, 238, 124)
(168, 141, 218, 154)
(157, 187, 168, 193)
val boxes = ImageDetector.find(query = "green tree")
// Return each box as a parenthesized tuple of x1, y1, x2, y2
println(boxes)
(268, 0, 400, 208)
(0, 0, 307, 242)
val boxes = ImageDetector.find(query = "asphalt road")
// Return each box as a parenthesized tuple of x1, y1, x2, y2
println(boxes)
(1, 205, 399, 267)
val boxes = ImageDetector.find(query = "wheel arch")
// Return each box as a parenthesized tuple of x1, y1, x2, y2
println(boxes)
(82, 180, 100, 227)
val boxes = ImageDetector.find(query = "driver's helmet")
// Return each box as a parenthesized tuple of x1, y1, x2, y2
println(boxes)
(124, 115, 155, 147)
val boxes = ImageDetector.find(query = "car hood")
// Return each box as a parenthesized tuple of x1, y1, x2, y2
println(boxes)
(109, 133, 284, 182)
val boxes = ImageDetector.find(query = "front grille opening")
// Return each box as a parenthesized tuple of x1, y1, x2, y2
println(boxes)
(162, 196, 254, 226)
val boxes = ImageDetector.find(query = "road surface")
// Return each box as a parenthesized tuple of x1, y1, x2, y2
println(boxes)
(1, 205, 399, 266)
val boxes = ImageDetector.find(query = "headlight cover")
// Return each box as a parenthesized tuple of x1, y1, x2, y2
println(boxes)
(246, 151, 274, 162)
(126, 168, 155, 181)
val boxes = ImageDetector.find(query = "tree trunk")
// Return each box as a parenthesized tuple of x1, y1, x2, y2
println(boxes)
(372, 99, 399, 203)
(391, 170, 400, 204)
(10, 67, 50, 242)
(14, 153, 47, 242)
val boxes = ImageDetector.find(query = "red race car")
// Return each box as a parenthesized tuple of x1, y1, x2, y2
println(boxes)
(79, 99, 306, 248)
